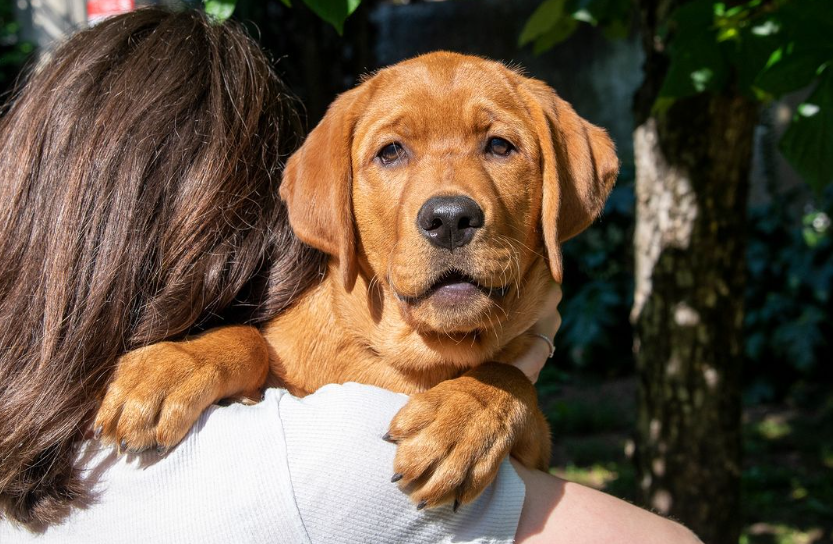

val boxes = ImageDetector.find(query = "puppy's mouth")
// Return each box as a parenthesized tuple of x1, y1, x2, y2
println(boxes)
(398, 270, 510, 306)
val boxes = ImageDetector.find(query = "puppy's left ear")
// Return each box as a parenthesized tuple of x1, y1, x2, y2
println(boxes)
(280, 87, 366, 291)
(520, 79, 619, 283)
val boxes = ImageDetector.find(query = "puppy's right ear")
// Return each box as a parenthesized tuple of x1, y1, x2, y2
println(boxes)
(281, 88, 366, 291)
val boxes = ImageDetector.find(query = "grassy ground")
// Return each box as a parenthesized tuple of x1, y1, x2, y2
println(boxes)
(539, 371, 833, 544)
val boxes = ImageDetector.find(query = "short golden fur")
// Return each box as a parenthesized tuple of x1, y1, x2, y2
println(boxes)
(96, 51, 618, 509)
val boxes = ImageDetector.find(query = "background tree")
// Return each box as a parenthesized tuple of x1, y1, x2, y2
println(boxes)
(521, 0, 832, 542)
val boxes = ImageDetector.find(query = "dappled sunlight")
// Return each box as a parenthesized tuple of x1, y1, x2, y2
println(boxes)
(755, 413, 794, 441)
(543, 378, 833, 542)
(550, 463, 622, 490)
(742, 523, 826, 544)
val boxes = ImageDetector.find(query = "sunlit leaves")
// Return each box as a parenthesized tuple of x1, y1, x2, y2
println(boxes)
(658, 0, 832, 101)
(660, 0, 729, 97)
(753, 0, 833, 98)
(518, 0, 833, 192)
(204, 0, 236, 22)
(648, 0, 833, 190)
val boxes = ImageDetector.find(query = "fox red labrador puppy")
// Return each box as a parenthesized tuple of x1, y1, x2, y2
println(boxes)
(95, 51, 618, 510)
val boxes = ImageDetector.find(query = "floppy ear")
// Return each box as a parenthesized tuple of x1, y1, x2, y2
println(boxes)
(520, 79, 619, 283)
(280, 88, 365, 291)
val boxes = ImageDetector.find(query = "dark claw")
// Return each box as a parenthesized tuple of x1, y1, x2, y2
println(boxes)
(119, 439, 127, 451)
(94, 426, 103, 440)
(156, 445, 167, 456)
(382, 433, 396, 443)
(391, 473, 403, 483)
(416, 500, 427, 511)
(453, 499, 461, 513)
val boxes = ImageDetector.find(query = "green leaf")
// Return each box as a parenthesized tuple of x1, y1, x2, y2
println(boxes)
(726, 0, 833, 98)
(302, 0, 361, 35)
(520, 0, 630, 52)
(280, 0, 292, 6)
(519, 0, 569, 47)
(204, 0, 236, 22)
(729, 13, 784, 95)
(660, 37, 729, 97)
(756, 48, 832, 97)
(658, 0, 730, 98)
(779, 71, 833, 192)
(533, 16, 578, 54)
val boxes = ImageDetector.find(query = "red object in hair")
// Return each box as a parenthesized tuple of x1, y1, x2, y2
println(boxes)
(87, 0, 135, 24)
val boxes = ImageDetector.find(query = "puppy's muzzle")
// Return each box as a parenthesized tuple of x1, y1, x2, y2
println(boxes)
(417, 195, 484, 251)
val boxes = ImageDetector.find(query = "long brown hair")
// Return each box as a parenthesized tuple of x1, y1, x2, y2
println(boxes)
(0, 8, 324, 525)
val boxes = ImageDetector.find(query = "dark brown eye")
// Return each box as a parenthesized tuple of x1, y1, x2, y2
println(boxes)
(377, 142, 405, 165)
(486, 137, 514, 156)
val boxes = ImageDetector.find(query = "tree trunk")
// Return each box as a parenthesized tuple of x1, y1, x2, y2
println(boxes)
(631, 2, 759, 543)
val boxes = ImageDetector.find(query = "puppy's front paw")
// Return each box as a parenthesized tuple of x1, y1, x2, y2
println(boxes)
(93, 343, 220, 454)
(386, 364, 544, 511)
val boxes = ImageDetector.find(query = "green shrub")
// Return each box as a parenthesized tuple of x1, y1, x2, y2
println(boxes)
(744, 186, 833, 401)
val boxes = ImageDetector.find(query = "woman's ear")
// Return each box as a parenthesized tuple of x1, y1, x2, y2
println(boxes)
(281, 87, 365, 291)
(520, 78, 619, 283)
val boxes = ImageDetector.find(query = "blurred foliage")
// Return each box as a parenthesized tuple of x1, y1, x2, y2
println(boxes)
(741, 399, 833, 543)
(546, 397, 633, 434)
(519, 0, 833, 403)
(545, 377, 833, 543)
(554, 167, 636, 375)
(552, 462, 636, 496)
(744, 186, 833, 402)
(0, 0, 32, 93)
(547, 172, 833, 400)
(521, 0, 833, 192)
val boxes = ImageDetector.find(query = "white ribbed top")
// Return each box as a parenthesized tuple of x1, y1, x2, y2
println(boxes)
(1, 383, 525, 544)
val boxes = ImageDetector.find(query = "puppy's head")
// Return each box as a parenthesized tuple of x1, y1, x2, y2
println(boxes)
(282, 52, 617, 363)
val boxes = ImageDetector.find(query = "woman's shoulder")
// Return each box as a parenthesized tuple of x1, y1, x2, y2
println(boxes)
(1, 384, 524, 544)
(277, 384, 525, 544)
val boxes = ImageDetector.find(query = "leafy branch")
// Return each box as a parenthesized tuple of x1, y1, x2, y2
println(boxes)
(520, 0, 833, 191)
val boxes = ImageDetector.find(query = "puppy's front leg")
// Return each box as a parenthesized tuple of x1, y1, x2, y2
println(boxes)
(386, 362, 551, 510)
(94, 325, 270, 453)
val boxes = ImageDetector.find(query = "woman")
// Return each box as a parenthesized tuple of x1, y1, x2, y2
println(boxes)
(0, 6, 322, 524)
(0, 8, 699, 543)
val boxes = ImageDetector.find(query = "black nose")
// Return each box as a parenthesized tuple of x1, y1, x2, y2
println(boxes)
(417, 195, 484, 251)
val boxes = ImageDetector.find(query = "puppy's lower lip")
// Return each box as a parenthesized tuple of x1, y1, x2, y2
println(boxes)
(431, 282, 480, 304)
(437, 282, 479, 294)
(393, 272, 510, 303)
(428, 281, 510, 303)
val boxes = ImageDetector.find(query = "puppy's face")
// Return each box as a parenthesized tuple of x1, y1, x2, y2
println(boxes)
(282, 52, 618, 365)
(351, 58, 544, 334)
